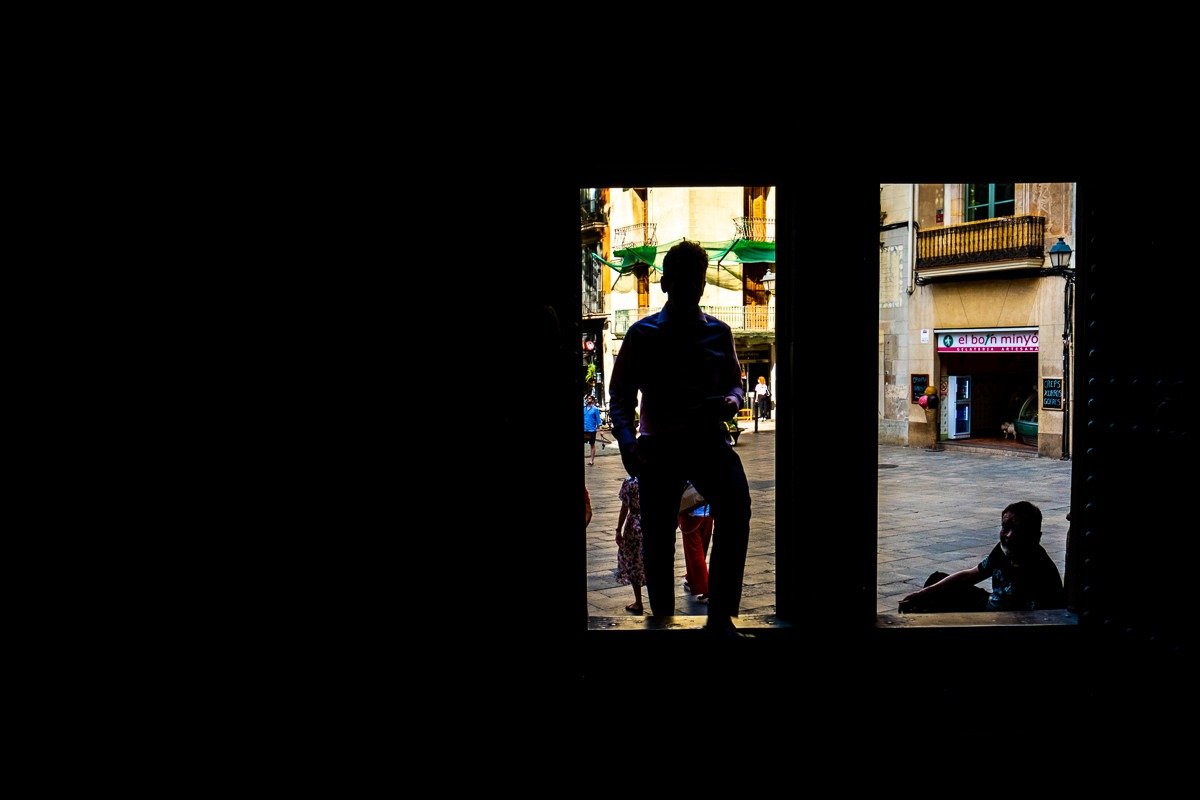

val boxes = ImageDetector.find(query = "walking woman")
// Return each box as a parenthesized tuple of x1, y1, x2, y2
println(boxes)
(755, 376, 771, 419)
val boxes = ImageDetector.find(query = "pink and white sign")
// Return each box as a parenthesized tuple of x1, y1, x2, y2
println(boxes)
(935, 328, 1038, 353)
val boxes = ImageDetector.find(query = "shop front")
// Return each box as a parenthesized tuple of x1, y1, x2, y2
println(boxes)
(933, 327, 1041, 448)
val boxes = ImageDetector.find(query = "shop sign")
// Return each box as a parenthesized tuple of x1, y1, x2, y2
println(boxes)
(911, 373, 929, 403)
(936, 327, 1038, 353)
(1042, 378, 1063, 409)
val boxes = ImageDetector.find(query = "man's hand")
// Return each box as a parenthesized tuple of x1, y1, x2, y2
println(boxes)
(619, 438, 647, 478)
(898, 591, 922, 613)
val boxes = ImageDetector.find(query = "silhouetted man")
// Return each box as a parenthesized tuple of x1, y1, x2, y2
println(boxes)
(608, 240, 751, 638)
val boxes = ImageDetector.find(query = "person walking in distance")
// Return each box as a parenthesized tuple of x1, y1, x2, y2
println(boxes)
(754, 376, 770, 420)
(608, 239, 752, 638)
(583, 394, 602, 466)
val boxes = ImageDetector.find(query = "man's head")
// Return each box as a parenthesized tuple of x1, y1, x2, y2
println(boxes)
(585, 395, 594, 405)
(661, 240, 708, 307)
(999, 500, 1043, 558)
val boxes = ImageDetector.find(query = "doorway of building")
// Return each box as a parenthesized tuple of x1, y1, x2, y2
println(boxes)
(938, 353, 1036, 446)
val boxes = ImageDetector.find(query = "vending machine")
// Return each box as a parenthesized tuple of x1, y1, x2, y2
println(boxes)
(947, 375, 972, 439)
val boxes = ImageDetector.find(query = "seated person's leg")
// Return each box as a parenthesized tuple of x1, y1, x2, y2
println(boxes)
(904, 571, 989, 612)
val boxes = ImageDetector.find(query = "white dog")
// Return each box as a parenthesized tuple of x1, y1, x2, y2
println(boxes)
(1000, 421, 1016, 440)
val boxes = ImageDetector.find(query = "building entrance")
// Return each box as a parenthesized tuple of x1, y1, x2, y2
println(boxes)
(938, 353, 1037, 444)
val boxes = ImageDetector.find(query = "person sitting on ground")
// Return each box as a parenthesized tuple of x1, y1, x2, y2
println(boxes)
(898, 501, 1066, 613)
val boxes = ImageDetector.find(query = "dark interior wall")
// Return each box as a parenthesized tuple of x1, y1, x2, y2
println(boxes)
(1071, 176, 1192, 652)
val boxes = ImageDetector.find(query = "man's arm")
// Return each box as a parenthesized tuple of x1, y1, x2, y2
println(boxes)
(899, 565, 985, 611)
(608, 330, 640, 449)
(722, 328, 744, 414)
(608, 330, 648, 476)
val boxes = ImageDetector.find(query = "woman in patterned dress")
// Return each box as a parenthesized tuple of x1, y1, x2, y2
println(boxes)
(615, 476, 647, 614)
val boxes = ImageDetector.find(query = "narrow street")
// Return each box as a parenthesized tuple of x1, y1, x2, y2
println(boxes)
(585, 429, 1072, 618)
(585, 423, 776, 617)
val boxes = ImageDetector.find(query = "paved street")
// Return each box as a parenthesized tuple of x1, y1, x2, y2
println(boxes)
(875, 443, 1070, 613)
(585, 422, 777, 617)
(585, 429, 1072, 618)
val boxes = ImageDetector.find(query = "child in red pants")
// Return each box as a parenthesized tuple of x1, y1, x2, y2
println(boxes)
(679, 503, 714, 603)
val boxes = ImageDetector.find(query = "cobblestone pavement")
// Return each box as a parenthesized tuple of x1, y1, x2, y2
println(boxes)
(585, 422, 776, 618)
(585, 429, 1072, 617)
(876, 443, 1070, 613)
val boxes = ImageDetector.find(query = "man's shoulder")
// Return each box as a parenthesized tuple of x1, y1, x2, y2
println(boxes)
(626, 309, 730, 335)
(626, 310, 667, 334)
(628, 309, 667, 328)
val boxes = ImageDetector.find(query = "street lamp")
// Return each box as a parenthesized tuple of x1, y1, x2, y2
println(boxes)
(760, 267, 776, 296)
(1050, 236, 1073, 269)
(1051, 236, 1070, 271)
(1051, 237, 1074, 460)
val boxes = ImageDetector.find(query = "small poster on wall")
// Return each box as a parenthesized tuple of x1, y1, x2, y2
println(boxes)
(1043, 378, 1064, 410)
(911, 374, 929, 403)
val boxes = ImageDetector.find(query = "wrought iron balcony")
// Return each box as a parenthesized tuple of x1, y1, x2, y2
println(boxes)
(580, 197, 606, 227)
(734, 216, 774, 242)
(583, 287, 606, 317)
(612, 306, 658, 336)
(613, 223, 657, 250)
(916, 215, 1046, 270)
(613, 305, 773, 337)
(704, 304, 774, 331)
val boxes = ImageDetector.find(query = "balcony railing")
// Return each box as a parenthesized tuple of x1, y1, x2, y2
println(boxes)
(583, 287, 604, 317)
(612, 306, 658, 336)
(613, 305, 774, 336)
(734, 216, 774, 242)
(580, 197, 606, 227)
(613, 223, 657, 250)
(916, 215, 1046, 269)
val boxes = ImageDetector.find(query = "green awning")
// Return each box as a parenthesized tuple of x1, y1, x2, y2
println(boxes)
(728, 239, 776, 263)
(590, 238, 774, 292)
(590, 244, 660, 273)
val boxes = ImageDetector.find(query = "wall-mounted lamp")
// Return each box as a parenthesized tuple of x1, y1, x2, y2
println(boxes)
(760, 267, 776, 296)
(1051, 236, 1074, 461)
(1049, 237, 1073, 269)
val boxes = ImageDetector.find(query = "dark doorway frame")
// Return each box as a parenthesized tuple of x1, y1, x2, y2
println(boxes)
(516, 166, 1191, 722)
